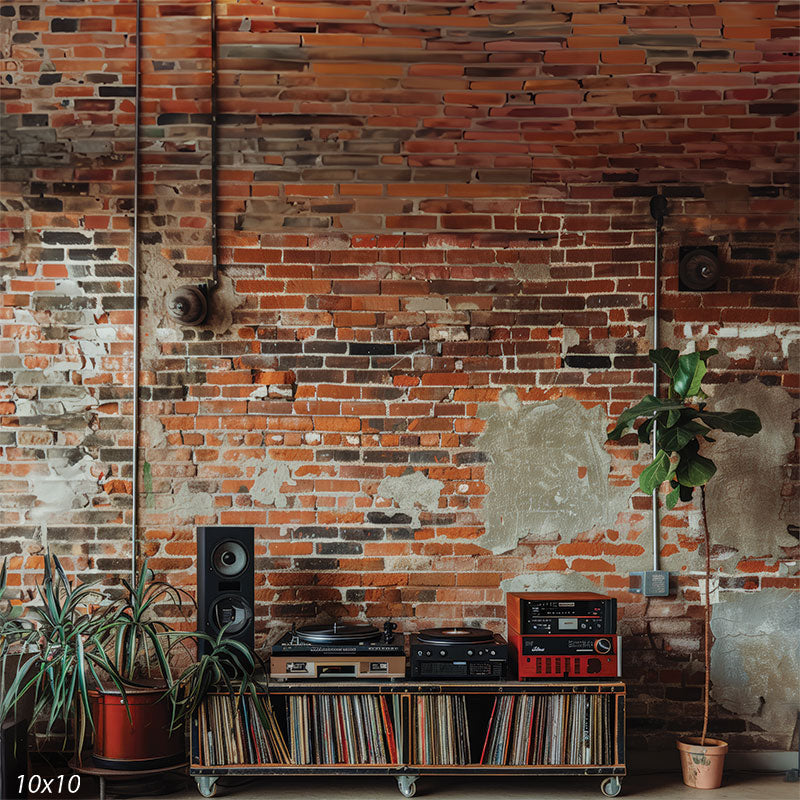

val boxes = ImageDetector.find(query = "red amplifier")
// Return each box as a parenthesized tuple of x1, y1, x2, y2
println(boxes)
(509, 632, 621, 679)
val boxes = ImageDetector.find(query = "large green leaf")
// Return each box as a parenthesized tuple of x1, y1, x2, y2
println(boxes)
(657, 419, 713, 453)
(676, 453, 717, 487)
(606, 396, 684, 440)
(665, 484, 681, 509)
(649, 348, 681, 379)
(694, 408, 762, 437)
(657, 425, 696, 453)
(639, 449, 672, 494)
(673, 352, 707, 398)
(696, 348, 719, 363)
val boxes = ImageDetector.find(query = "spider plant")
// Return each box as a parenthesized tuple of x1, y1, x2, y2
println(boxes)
(0, 558, 37, 723)
(2, 553, 127, 758)
(1, 553, 270, 764)
(110, 559, 193, 685)
(166, 625, 267, 731)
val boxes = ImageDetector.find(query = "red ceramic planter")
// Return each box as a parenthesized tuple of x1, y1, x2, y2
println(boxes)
(90, 687, 184, 770)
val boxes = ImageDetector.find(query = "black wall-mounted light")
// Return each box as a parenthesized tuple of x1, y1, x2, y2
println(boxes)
(679, 246, 721, 291)
(168, 284, 209, 326)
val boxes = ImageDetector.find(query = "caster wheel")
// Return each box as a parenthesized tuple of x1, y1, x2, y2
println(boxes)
(601, 777, 622, 797)
(397, 776, 418, 797)
(196, 776, 219, 797)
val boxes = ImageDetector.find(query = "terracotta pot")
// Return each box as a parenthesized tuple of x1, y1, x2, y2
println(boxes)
(90, 687, 184, 770)
(677, 736, 728, 789)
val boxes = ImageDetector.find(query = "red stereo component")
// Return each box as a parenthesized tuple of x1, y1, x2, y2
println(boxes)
(509, 632, 622, 680)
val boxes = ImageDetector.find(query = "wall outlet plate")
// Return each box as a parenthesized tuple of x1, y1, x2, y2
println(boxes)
(630, 570, 671, 597)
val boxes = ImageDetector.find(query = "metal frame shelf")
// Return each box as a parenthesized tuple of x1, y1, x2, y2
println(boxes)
(190, 680, 625, 798)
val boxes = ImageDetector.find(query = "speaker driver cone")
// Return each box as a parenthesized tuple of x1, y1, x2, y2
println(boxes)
(211, 540, 248, 577)
(209, 594, 253, 636)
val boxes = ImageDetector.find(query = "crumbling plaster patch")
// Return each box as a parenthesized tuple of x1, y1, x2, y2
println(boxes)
(29, 453, 99, 524)
(705, 381, 797, 558)
(501, 571, 602, 596)
(376, 471, 445, 528)
(140, 248, 242, 361)
(476, 390, 632, 554)
(250, 462, 296, 509)
(711, 589, 799, 745)
(163, 482, 214, 522)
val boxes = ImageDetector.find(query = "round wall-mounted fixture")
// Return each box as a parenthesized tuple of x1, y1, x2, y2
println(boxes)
(168, 284, 208, 326)
(679, 248, 720, 291)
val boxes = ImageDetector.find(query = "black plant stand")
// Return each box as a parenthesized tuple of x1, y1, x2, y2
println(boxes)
(69, 757, 188, 800)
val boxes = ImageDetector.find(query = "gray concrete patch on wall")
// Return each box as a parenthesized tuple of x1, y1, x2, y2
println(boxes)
(163, 481, 214, 522)
(475, 390, 633, 554)
(376, 470, 445, 529)
(705, 381, 797, 558)
(500, 571, 603, 596)
(710, 588, 800, 746)
(250, 461, 296, 510)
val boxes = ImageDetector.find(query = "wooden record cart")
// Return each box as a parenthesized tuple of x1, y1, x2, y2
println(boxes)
(190, 680, 625, 798)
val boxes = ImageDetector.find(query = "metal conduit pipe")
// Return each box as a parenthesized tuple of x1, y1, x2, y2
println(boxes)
(209, 0, 219, 290)
(649, 194, 668, 573)
(130, 0, 142, 589)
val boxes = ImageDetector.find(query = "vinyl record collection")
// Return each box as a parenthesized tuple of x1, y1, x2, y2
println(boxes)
(480, 693, 614, 766)
(410, 695, 472, 765)
(287, 694, 402, 765)
(198, 693, 291, 766)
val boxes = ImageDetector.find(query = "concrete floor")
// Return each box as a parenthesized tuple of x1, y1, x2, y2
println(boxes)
(90, 772, 797, 800)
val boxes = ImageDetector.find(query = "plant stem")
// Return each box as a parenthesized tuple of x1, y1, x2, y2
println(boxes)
(700, 485, 711, 746)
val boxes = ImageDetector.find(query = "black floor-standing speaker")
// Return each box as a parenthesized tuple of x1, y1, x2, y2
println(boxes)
(197, 526, 255, 654)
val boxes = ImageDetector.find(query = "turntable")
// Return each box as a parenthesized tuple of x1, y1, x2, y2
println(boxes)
(270, 621, 406, 680)
(410, 627, 508, 680)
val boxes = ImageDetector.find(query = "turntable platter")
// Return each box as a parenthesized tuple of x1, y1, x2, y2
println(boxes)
(416, 627, 495, 646)
(295, 623, 381, 644)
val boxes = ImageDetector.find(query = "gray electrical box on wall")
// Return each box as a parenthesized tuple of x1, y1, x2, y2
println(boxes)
(630, 570, 671, 597)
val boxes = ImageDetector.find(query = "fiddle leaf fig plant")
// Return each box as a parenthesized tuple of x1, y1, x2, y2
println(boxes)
(608, 346, 763, 750)
(607, 347, 762, 508)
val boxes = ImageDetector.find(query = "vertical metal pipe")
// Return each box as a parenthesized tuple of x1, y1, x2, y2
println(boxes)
(130, 0, 142, 589)
(651, 222, 660, 572)
(208, 0, 218, 289)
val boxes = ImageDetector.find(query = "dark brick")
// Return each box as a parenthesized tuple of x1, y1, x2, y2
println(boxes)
(25, 196, 62, 212)
(563, 355, 613, 369)
(366, 512, 412, 525)
(51, 18, 78, 32)
(22, 114, 48, 127)
(156, 113, 190, 125)
(99, 86, 136, 97)
(316, 542, 363, 555)
(348, 343, 396, 356)
(38, 73, 62, 85)
(749, 102, 798, 116)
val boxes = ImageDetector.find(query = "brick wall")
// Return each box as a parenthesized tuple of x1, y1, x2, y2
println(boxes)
(1, 1, 798, 751)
